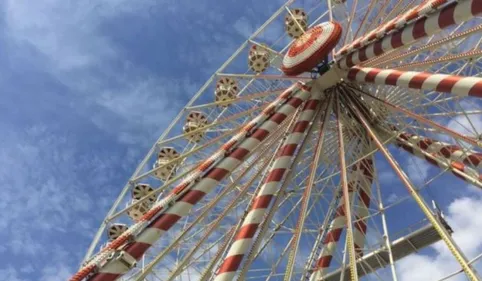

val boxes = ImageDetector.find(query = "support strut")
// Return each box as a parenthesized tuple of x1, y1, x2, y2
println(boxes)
(213, 87, 323, 281)
(343, 83, 482, 149)
(345, 67, 482, 99)
(337, 0, 449, 58)
(73, 83, 312, 281)
(337, 0, 482, 69)
(284, 95, 333, 281)
(345, 93, 481, 281)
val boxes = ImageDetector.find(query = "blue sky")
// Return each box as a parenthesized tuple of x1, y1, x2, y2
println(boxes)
(0, 0, 284, 279)
(1, 1, 482, 280)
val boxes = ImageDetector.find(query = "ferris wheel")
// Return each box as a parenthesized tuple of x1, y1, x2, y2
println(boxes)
(71, 0, 482, 281)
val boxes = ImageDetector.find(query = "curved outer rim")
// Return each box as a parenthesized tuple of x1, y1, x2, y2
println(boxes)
(281, 21, 342, 76)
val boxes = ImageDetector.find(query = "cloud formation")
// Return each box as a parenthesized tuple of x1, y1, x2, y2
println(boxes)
(397, 195, 482, 281)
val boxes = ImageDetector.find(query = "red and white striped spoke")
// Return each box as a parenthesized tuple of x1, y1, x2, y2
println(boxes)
(309, 186, 354, 280)
(83, 84, 314, 281)
(345, 67, 482, 98)
(353, 158, 374, 258)
(71, 83, 303, 281)
(397, 132, 482, 169)
(309, 164, 371, 280)
(337, 0, 482, 69)
(394, 134, 482, 183)
(337, 0, 448, 57)
(213, 90, 323, 281)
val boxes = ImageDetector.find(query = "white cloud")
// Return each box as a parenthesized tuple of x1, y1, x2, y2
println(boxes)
(386, 193, 399, 204)
(39, 264, 72, 281)
(406, 154, 432, 186)
(436, 99, 482, 144)
(5, 0, 116, 70)
(0, 266, 26, 281)
(4, 0, 185, 140)
(234, 17, 256, 39)
(397, 195, 482, 281)
(0, 0, 251, 279)
(446, 114, 482, 141)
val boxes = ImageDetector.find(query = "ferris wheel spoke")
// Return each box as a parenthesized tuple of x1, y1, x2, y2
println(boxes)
(386, 0, 419, 23)
(212, 89, 323, 281)
(198, 227, 237, 281)
(186, 88, 288, 111)
(300, 177, 341, 281)
(394, 49, 482, 71)
(366, 94, 482, 149)
(132, 124, 286, 281)
(236, 197, 305, 280)
(112, 149, 234, 222)
(131, 126, 244, 184)
(218, 73, 312, 81)
(419, 109, 482, 117)
(372, 11, 471, 69)
(338, 0, 436, 58)
(157, 104, 268, 147)
(264, 237, 296, 281)
(251, 195, 304, 267)
(72, 84, 314, 281)
(379, 128, 482, 188)
(199, 175, 277, 281)
(371, 157, 399, 281)
(352, 155, 375, 259)
(236, 155, 320, 281)
(383, 100, 480, 139)
(337, 0, 481, 69)
(162, 180, 264, 281)
(407, 94, 469, 112)
(321, 95, 359, 281)
(346, 92, 481, 281)
(327, 0, 335, 22)
(130, 110, 295, 281)
(307, 144, 372, 281)
(368, 22, 482, 68)
(341, 0, 359, 47)
(344, 67, 482, 138)
(393, 130, 482, 169)
(283, 95, 333, 281)
(356, 0, 392, 43)
(350, 0, 377, 41)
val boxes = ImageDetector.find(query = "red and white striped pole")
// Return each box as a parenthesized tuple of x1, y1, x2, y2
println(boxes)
(72, 83, 313, 281)
(337, 0, 482, 69)
(392, 133, 482, 184)
(345, 67, 482, 99)
(396, 132, 482, 169)
(309, 185, 354, 280)
(309, 155, 374, 280)
(353, 158, 374, 258)
(336, 0, 448, 58)
(213, 89, 323, 281)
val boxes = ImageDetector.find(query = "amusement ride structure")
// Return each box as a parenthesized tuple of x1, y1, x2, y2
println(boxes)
(71, 0, 482, 280)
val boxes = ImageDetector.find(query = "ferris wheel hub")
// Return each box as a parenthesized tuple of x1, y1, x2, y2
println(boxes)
(281, 21, 342, 76)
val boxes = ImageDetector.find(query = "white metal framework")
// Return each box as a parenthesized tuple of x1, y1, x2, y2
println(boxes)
(72, 1, 482, 281)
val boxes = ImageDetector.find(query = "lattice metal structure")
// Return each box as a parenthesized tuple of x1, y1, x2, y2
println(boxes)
(72, 1, 482, 281)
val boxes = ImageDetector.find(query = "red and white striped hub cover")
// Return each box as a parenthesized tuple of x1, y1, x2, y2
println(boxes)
(282, 21, 342, 76)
